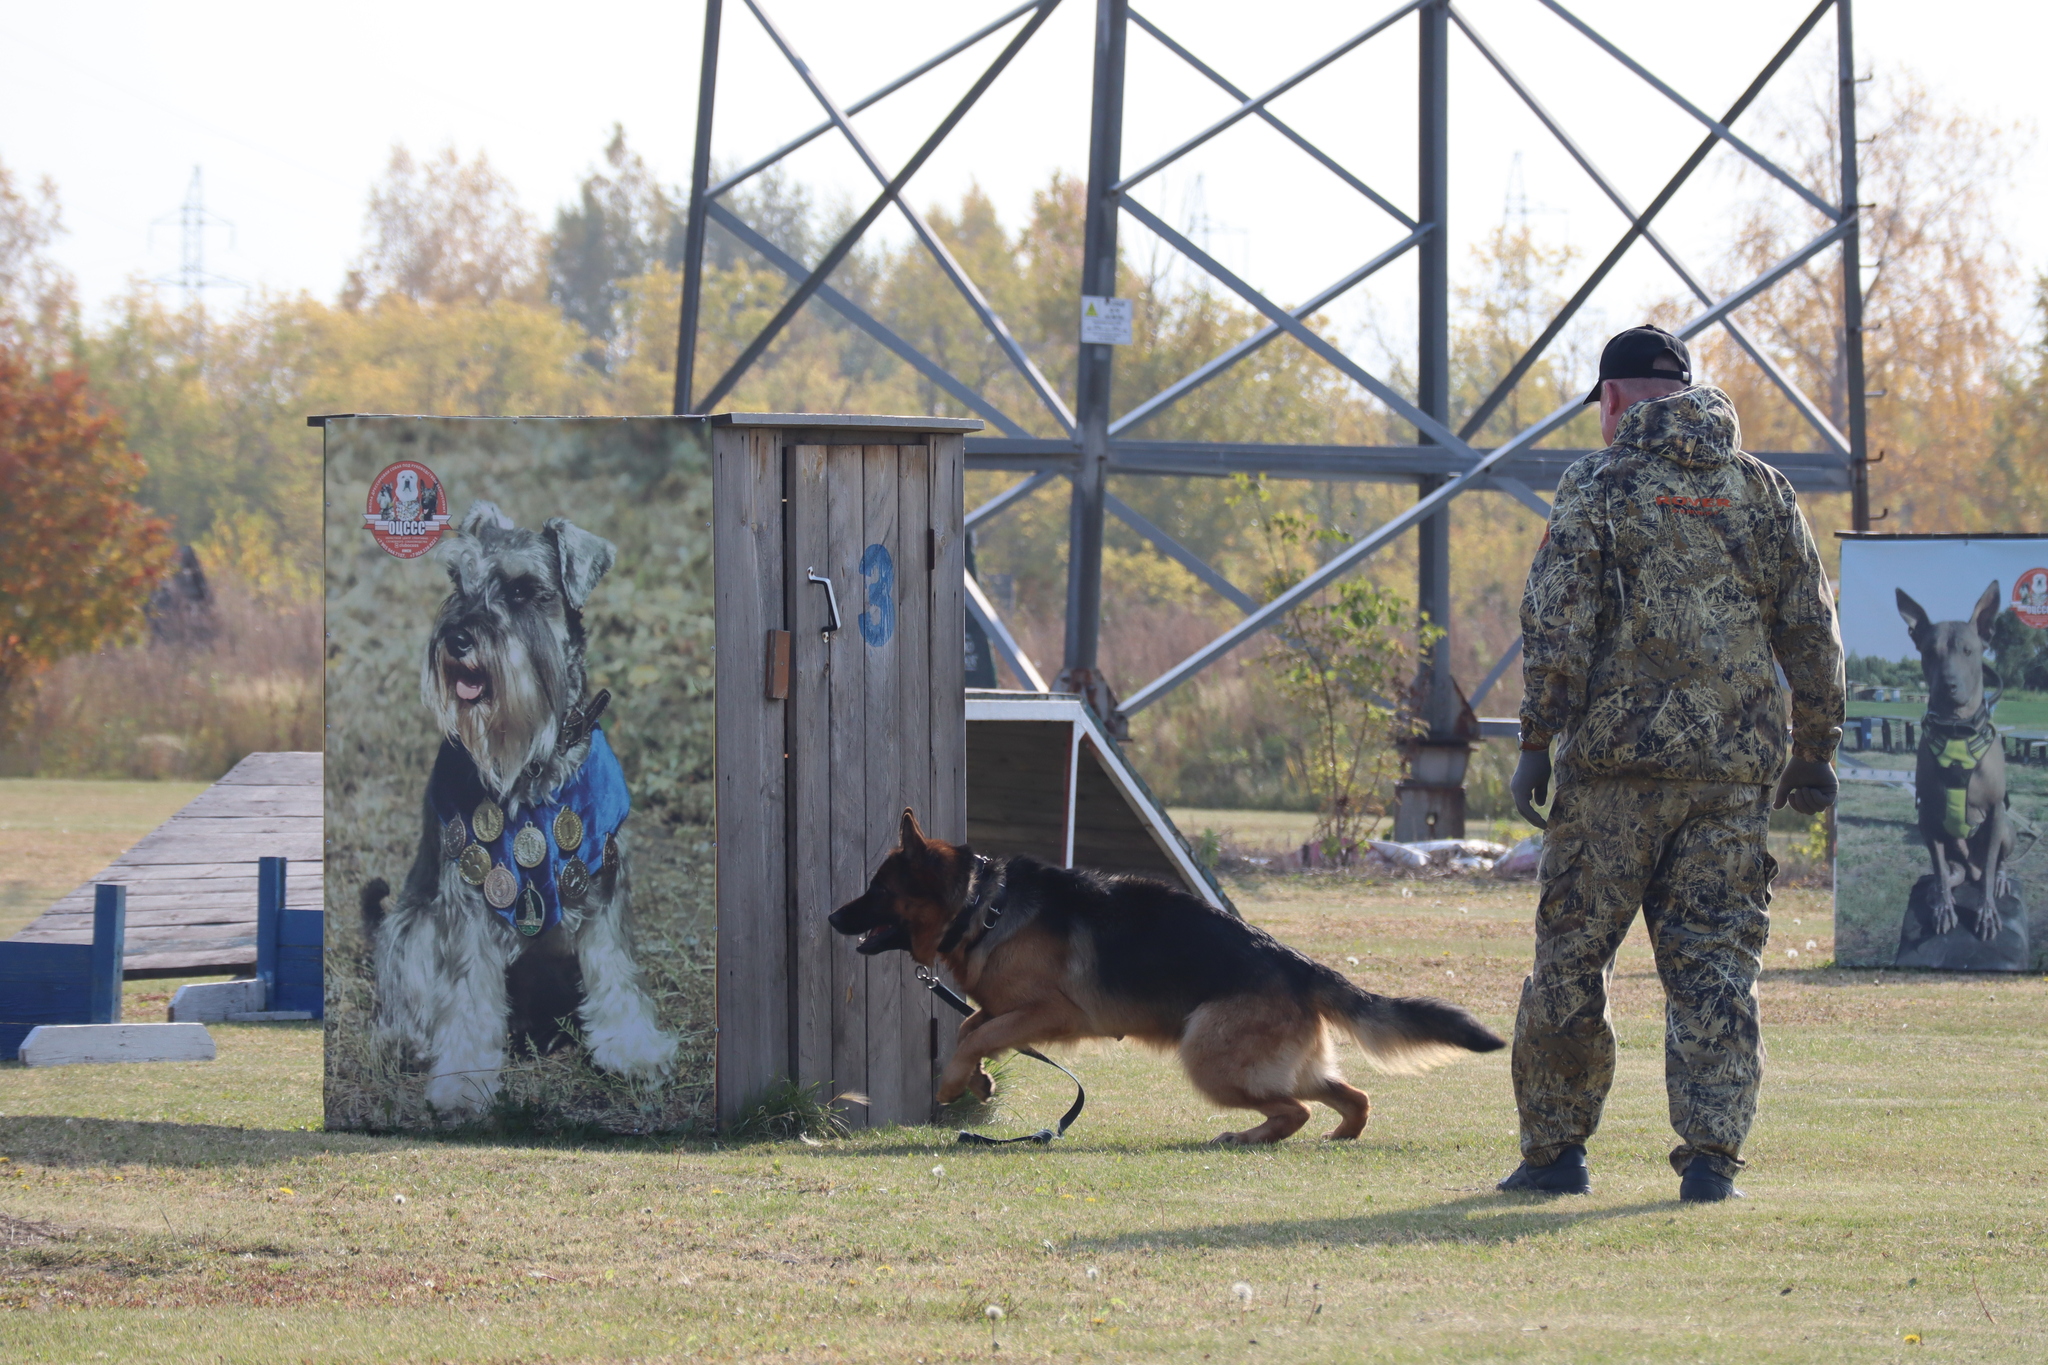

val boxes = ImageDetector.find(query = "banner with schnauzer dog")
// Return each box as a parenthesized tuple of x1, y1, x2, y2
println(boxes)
(324, 416, 715, 1132)
(1835, 533, 2048, 971)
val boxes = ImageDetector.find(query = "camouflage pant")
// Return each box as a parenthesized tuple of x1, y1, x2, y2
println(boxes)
(1513, 776, 1775, 1179)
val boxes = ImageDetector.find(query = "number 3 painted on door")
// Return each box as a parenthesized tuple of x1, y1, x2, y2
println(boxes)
(858, 543, 895, 647)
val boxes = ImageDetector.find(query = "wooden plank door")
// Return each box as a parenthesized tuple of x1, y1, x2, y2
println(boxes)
(785, 440, 959, 1128)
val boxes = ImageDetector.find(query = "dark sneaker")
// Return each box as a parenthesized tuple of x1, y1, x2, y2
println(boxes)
(1678, 1156, 1744, 1203)
(1497, 1144, 1590, 1194)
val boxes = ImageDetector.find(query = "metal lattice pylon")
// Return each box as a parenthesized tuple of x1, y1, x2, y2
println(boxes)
(672, 0, 1869, 759)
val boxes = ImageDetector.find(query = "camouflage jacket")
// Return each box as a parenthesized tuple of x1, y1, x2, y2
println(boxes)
(1519, 386, 1844, 783)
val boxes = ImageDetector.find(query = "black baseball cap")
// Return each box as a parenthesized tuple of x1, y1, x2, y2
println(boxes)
(1582, 325, 1692, 403)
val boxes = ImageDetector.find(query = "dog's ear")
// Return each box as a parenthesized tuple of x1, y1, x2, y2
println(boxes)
(1973, 580, 2002, 644)
(461, 501, 516, 535)
(1897, 588, 1932, 645)
(900, 807, 926, 856)
(543, 518, 617, 609)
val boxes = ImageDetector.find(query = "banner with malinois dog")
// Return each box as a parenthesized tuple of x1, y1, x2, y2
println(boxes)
(322, 416, 714, 1132)
(1835, 533, 2048, 971)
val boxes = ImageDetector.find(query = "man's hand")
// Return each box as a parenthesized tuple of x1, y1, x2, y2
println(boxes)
(1774, 755, 1837, 815)
(1512, 747, 1553, 830)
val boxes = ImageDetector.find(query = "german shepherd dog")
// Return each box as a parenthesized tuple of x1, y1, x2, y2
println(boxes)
(829, 811, 1505, 1143)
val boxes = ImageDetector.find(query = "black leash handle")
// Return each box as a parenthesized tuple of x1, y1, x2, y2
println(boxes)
(917, 966, 1085, 1146)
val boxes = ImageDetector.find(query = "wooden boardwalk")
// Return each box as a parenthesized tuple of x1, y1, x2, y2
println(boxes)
(6, 752, 322, 976)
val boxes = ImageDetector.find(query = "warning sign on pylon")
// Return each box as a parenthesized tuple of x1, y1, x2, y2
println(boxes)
(1080, 295, 1133, 345)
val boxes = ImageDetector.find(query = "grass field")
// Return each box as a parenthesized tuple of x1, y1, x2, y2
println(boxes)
(1849, 687, 2048, 730)
(3, 788, 2046, 1361)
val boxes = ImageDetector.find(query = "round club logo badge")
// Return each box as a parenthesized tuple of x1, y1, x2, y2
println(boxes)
(2014, 569, 2048, 629)
(363, 460, 451, 558)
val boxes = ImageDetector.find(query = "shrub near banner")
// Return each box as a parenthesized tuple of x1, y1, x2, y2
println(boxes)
(1835, 533, 2048, 971)
(323, 416, 715, 1132)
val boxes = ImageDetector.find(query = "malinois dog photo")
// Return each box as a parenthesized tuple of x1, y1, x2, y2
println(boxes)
(831, 810, 1504, 1143)
(1897, 582, 2017, 943)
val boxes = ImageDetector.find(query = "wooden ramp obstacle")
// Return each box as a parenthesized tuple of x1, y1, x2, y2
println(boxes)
(5, 752, 322, 976)
(3, 863, 322, 1059)
(965, 691, 1234, 914)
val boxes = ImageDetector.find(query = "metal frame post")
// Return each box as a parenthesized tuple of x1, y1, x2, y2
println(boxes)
(1059, 0, 1129, 710)
(1416, 0, 1455, 737)
(1838, 0, 1870, 531)
(674, 0, 724, 415)
(1397, 0, 1467, 838)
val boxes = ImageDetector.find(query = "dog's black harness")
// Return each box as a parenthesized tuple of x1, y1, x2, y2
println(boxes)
(921, 855, 1086, 1147)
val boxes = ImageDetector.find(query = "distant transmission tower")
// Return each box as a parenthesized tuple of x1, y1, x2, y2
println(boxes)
(152, 167, 241, 338)
(1503, 151, 1529, 229)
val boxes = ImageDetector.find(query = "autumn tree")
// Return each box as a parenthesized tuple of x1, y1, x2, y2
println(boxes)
(550, 126, 681, 364)
(344, 144, 539, 308)
(0, 155, 77, 366)
(1679, 71, 2023, 538)
(0, 345, 171, 730)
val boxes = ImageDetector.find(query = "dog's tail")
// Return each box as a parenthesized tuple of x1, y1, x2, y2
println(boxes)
(360, 878, 391, 942)
(1312, 970, 1505, 1074)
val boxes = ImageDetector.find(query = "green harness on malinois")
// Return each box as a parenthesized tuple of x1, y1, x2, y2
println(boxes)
(1919, 668, 2002, 839)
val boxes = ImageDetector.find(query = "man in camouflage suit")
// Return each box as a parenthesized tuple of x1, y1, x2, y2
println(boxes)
(1500, 326, 1845, 1203)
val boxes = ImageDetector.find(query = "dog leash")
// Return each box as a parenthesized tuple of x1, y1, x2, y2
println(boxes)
(915, 965, 1085, 1147)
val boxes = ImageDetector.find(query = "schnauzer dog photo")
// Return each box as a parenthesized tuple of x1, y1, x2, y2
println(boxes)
(323, 417, 716, 1132)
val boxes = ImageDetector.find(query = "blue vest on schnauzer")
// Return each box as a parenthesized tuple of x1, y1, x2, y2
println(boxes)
(427, 728, 630, 937)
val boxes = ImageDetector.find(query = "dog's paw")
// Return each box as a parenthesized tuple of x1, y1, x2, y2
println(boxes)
(588, 1024, 678, 1082)
(1930, 894, 1959, 936)
(937, 1064, 983, 1113)
(1974, 903, 2004, 942)
(425, 1070, 497, 1116)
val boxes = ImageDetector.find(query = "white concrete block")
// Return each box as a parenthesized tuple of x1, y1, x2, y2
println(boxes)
(19, 1023, 216, 1067)
(168, 979, 265, 1023)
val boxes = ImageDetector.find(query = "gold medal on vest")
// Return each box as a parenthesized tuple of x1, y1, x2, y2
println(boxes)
(483, 864, 518, 909)
(471, 799, 505, 844)
(552, 808, 585, 857)
(512, 822, 547, 869)
(457, 843, 491, 886)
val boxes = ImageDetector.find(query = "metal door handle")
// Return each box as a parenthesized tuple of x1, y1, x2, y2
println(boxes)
(807, 568, 842, 640)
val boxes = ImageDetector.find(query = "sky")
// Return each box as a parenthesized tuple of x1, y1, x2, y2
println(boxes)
(4, 0, 2044, 380)
(1838, 539, 2048, 660)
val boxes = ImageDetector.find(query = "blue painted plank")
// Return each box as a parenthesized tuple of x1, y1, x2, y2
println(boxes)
(90, 884, 126, 1024)
(276, 902, 323, 1017)
(256, 856, 287, 1003)
(278, 908, 324, 947)
(0, 1022, 33, 1060)
(0, 943, 94, 1025)
(273, 981, 324, 1015)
